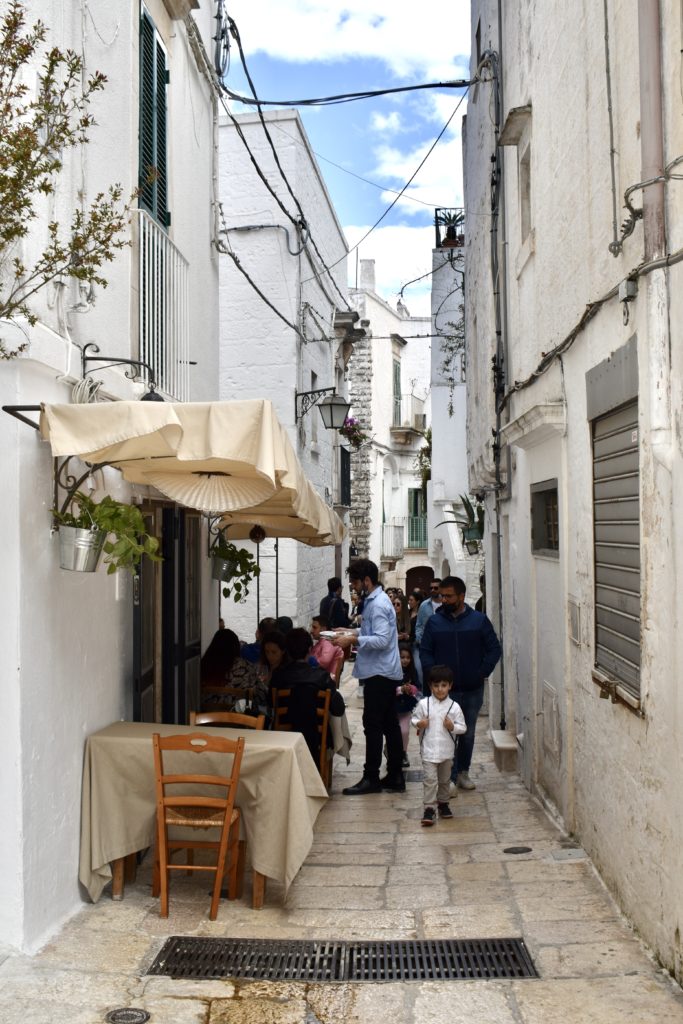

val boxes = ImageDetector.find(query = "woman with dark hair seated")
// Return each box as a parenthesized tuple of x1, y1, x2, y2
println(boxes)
(270, 628, 345, 762)
(258, 630, 289, 687)
(200, 627, 267, 711)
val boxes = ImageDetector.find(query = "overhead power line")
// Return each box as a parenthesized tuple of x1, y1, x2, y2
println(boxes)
(223, 79, 473, 108)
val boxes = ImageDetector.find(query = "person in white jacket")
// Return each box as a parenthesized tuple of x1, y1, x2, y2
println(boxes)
(411, 665, 466, 827)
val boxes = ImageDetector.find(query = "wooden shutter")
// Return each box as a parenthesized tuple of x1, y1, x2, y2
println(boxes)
(139, 13, 169, 226)
(592, 401, 640, 694)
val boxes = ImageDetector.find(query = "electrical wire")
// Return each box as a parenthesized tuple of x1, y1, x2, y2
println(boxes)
(226, 17, 353, 314)
(397, 252, 462, 299)
(223, 79, 473, 108)
(302, 88, 470, 283)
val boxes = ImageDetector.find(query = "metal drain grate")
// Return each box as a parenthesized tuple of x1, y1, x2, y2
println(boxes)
(148, 937, 537, 982)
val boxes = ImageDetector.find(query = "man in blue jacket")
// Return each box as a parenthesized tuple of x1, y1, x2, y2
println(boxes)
(420, 575, 501, 791)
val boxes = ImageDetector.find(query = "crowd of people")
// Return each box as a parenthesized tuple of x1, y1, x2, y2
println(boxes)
(200, 565, 501, 827)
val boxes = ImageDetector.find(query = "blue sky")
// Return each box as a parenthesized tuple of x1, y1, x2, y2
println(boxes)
(223, 2, 471, 315)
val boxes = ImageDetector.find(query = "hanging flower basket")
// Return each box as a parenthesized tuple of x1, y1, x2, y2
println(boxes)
(211, 555, 239, 582)
(58, 525, 106, 573)
(339, 416, 368, 449)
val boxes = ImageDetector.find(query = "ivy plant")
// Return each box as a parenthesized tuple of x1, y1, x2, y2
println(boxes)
(53, 491, 161, 574)
(211, 532, 261, 603)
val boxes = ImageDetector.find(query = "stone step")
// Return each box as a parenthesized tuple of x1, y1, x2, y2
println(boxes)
(490, 729, 518, 772)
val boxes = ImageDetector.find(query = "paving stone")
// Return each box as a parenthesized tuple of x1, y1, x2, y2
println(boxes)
(412, 980, 517, 1023)
(523, 919, 639, 946)
(209, 996, 308, 1023)
(33, 927, 153, 974)
(341, 982, 410, 1024)
(284, 886, 385, 910)
(505, 859, 595, 883)
(422, 902, 519, 937)
(305, 843, 394, 865)
(511, 975, 683, 1023)
(314, 820, 399, 834)
(143, 976, 237, 998)
(515, 894, 620, 923)
(386, 884, 450, 910)
(296, 866, 387, 887)
(533, 939, 656, 978)
(449, 861, 507, 882)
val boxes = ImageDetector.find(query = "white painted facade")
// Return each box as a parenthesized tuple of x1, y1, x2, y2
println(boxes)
(348, 260, 432, 589)
(0, 0, 220, 952)
(465, 0, 683, 981)
(218, 109, 353, 635)
(427, 245, 482, 599)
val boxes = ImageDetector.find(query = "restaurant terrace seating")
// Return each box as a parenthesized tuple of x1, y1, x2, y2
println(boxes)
(189, 709, 266, 730)
(271, 687, 332, 788)
(152, 731, 245, 920)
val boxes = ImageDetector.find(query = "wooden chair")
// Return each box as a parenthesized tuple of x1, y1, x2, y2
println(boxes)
(189, 709, 265, 730)
(270, 687, 332, 787)
(332, 655, 344, 689)
(152, 732, 245, 920)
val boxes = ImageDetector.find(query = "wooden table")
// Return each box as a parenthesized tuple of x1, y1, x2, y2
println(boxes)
(80, 721, 328, 909)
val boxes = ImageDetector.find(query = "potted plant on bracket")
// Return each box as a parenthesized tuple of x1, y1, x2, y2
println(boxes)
(210, 530, 261, 602)
(53, 491, 162, 573)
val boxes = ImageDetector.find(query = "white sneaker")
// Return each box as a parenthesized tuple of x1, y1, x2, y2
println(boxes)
(457, 771, 476, 790)
(449, 781, 459, 798)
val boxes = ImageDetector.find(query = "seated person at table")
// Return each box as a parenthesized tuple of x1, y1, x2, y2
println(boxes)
(310, 615, 344, 680)
(270, 628, 345, 763)
(258, 629, 289, 686)
(200, 628, 268, 711)
(241, 617, 277, 664)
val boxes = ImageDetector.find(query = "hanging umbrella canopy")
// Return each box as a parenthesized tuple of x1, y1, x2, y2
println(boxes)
(39, 400, 345, 546)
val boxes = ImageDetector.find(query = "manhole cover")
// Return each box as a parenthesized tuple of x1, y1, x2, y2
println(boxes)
(105, 1010, 150, 1024)
(502, 846, 533, 855)
(148, 936, 538, 982)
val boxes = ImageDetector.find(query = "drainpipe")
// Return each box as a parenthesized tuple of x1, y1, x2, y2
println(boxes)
(638, 0, 671, 464)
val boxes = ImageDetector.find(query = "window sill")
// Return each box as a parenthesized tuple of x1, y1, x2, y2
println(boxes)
(592, 669, 643, 716)
(515, 228, 535, 278)
(531, 549, 559, 561)
(162, 0, 199, 18)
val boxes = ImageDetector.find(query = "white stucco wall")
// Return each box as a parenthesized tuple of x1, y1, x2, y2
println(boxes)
(0, 1, 220, 951)
(217, 109, 350, 636)
(465, 0, 683, 979)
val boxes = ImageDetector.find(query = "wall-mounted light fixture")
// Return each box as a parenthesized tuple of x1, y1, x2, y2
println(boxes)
(349, 509, 364, 556)
(295, 388, 350, 428)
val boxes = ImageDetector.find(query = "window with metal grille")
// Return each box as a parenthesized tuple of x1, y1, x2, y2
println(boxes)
(139, 13, 169, 227)
(392, 359, 401, 426)
(592, 401, 640, 696)
(531, 479, 559, 557)
(339, 446, 351, 507)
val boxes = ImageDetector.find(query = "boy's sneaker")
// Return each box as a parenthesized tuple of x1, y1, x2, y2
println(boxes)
(402, 752, 410, 768)
(457, 771, 476, 790)
(437, 802, 453, 819)
(448, 781, 459, 798)
(421, 807, 436, 827)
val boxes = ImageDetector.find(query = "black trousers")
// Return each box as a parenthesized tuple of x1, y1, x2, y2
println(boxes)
(361, 675, 404, 780)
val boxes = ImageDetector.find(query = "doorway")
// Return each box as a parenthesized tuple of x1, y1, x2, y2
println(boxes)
(133, 503, 202, 724)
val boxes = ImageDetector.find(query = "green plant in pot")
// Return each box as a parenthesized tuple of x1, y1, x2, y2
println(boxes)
(436, 493, 484, 553)
(211, 532, 260, 602)
(53, 491, 162, 574)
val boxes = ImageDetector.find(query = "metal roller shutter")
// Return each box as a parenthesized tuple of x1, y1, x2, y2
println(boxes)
(592, 401, 640, 695)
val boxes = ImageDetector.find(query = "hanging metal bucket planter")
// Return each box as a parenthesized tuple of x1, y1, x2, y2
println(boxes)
(58, 525, 106, 572)
(211, 556, 238, 583)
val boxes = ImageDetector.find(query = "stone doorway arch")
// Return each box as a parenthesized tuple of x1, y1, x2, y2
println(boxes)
(406, 565, 433, 596)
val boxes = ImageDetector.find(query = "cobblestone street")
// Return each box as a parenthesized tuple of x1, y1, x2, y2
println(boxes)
(2, 673, 682, 1023)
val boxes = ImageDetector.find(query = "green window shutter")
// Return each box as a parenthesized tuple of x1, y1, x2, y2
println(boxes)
(139, 13, 169, 227)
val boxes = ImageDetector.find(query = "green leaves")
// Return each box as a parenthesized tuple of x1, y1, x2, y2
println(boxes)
(53, 491, 162, 574)
(212, 533, 261, 604)
(0, 1, 130, 358)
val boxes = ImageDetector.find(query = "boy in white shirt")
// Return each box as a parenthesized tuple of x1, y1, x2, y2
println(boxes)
(411, 665, 466, 827)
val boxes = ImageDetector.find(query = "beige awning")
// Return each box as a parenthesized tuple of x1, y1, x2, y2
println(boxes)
(39, 400, 345, 546)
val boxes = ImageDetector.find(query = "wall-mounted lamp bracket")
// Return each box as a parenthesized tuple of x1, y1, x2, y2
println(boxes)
(81, 342, 162, 398)
(295, 387, 335, 422)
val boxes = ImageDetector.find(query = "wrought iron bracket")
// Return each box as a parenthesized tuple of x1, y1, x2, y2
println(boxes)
(206, 514, 225, 557)
(2, 404, 41, 430)
(81, 342, 158, 391)
(294, 387, 335, 422)
(52, 455, 110, 528)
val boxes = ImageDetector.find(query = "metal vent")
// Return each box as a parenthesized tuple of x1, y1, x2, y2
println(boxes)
(148, 937, 537, 982)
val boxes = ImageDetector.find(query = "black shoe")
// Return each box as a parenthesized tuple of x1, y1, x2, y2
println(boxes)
(380, 774, 406, 792)
(437, 802, 453, 819)
(421, 807, 436, 827)
(401, 753, 410, 768)
(342, 777, 382, 796)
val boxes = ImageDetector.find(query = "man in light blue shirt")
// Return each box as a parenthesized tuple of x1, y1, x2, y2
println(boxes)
(414, 578, 442, 646)
(334, 559, 404, 794)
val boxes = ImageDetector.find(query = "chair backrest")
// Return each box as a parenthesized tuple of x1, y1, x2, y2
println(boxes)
(189, 710, 265, 730)
(271, 687, 332, 785)
(332, 655, 344, 689)
(153, 731, 245, 817)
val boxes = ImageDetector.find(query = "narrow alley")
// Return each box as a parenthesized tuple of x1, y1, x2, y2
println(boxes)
(1, 672, 682, 1024)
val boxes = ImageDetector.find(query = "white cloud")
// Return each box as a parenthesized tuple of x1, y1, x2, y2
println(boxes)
(369, 110, 404, 133)
(228, 1, 471, 81)
(345, 223, 440, 317)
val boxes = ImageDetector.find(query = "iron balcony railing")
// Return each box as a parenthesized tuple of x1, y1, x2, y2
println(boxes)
(137, 209, 190, 401)
(404, 515, 428, 549)
(381, 523, 404, 560)
(434, 207, 465, 249)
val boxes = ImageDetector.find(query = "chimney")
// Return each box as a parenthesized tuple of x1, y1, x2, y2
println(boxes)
(359, 259, 376, 292)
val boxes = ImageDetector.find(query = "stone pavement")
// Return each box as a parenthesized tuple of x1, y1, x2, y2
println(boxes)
(2, 672, 683, 1023)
